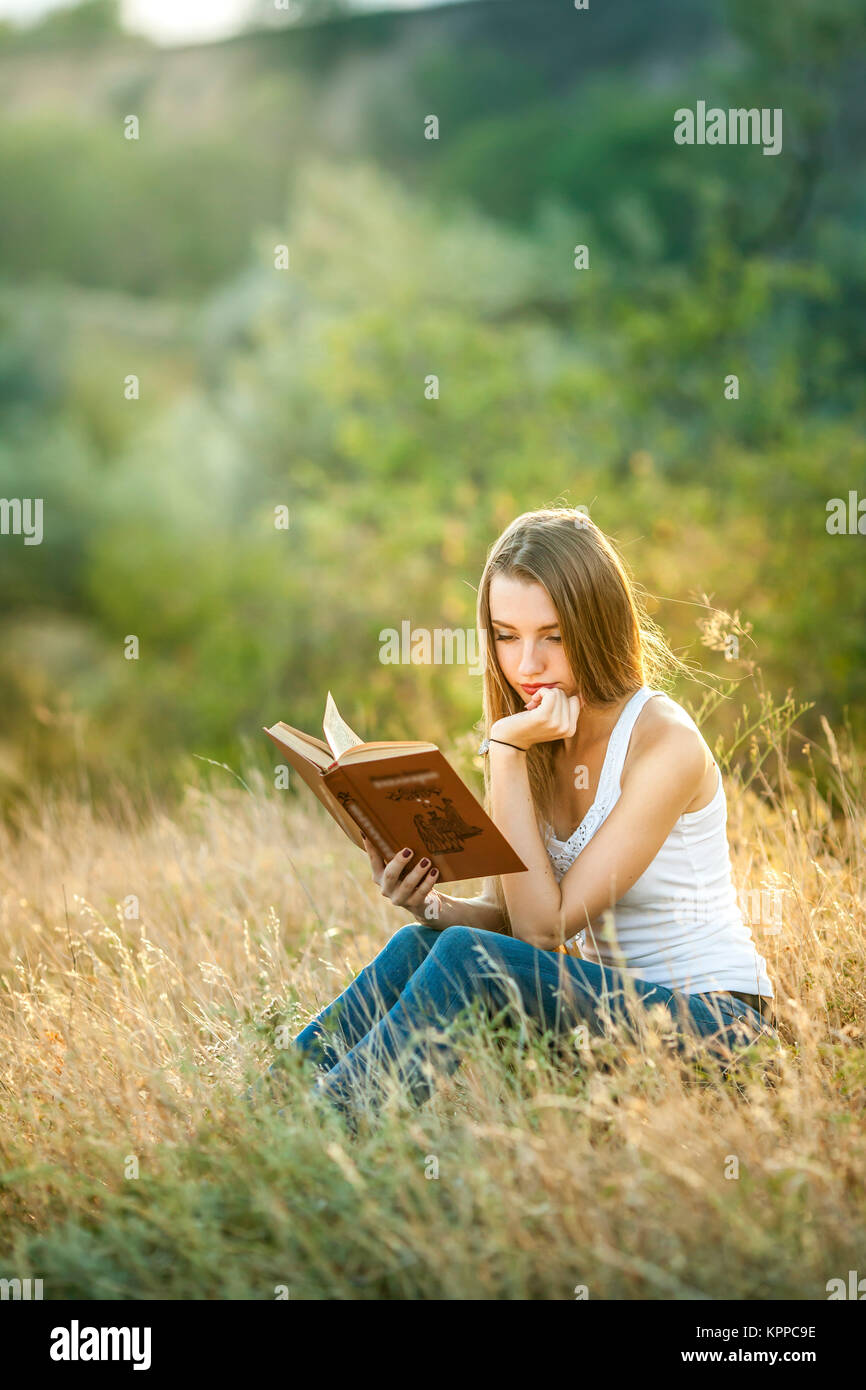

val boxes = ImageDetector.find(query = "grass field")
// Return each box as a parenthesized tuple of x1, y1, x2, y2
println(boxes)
(0, 710, 864, 1300)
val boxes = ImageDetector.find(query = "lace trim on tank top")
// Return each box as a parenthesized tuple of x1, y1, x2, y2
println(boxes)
(543, 687, 659, 879)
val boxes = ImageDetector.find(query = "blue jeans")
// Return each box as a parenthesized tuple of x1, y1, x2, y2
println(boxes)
(273, 924, 778, 1128)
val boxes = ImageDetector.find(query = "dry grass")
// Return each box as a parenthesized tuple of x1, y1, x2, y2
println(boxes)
(0, 715, 864, 1300)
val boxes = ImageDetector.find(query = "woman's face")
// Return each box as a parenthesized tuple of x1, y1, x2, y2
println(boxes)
(488, 574, 578, 700)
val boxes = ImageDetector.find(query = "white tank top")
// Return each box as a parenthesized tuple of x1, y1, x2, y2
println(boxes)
(543, 686, 774, 998)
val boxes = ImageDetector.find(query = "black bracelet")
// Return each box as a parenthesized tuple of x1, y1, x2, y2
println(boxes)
(478, 736, 528, 755)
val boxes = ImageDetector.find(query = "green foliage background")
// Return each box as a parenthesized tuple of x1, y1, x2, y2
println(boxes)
(0, 0, 864, 809)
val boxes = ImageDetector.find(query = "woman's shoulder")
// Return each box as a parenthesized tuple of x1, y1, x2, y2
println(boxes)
(625, 690, 715, 786)
(637, 688, 699, 733)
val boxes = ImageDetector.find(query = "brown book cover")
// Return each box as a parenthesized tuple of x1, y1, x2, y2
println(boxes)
(262, 692, 527, 885)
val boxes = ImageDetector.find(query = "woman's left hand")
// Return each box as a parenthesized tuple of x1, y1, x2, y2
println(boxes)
(490, 686, 580, 751)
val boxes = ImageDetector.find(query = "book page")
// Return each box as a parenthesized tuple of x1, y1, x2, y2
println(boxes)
(322, 690, 365, 760)
(263, 723, 333, 769)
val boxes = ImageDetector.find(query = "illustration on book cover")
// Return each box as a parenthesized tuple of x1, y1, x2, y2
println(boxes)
(411, 791, 482, 856)
(334, 785, 482, 856)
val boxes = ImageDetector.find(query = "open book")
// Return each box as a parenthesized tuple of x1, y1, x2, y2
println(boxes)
(263, 692, 527, 885)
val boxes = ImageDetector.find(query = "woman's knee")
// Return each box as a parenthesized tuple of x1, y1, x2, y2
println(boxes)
(393, 921, 442, 946)
(428, 923, 479, 957)
(426, 925, 498, 983)
(388, 921, 442, 968)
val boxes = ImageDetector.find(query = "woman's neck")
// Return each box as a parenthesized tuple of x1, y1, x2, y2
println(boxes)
(557, 686, 642, 760)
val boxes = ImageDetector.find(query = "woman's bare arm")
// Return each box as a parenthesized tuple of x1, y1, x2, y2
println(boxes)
(428, 876, 508, 933)
(487, 741, 562, 945)
(552, 727, 707, 949)
(487, 722, 707, 951)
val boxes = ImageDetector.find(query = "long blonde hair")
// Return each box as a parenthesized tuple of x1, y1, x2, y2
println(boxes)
(476, 507, 687, 932)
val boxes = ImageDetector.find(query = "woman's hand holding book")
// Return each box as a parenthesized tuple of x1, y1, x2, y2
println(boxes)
(361, 836, 444, 921)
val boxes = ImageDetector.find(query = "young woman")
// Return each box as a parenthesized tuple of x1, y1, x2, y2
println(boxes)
(264, 508, 778, 1128)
